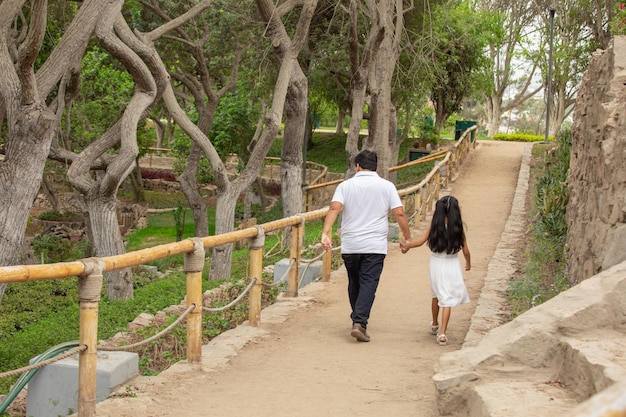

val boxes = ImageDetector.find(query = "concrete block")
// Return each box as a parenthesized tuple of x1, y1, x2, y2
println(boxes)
(274, 258, 323, 288)
(27, 351, 138, 417)
(388, 223, 399, 239)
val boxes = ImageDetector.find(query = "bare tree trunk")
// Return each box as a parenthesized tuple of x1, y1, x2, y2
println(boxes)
(336, 109, 345, 134)
(165, 116, 175, 148)
(344, 0, 384, 178)
(243, 185, 253, 221)
(367, 0, 405, 179)
(0, 109, 56, 305)
(41, 174, 61, 213)
(280, 66, 307, 248)
(178, 143, 209, 237)
(485, 95, 502, 137)
(281, 66, 307, 218)
(86, 194, 134, 299)
(151, 116, 165, 149)
(388, 105, 401, 184)
(255, 177, 267, 212)
(209, 185, 239, 280)
(129, 162, 145, 202)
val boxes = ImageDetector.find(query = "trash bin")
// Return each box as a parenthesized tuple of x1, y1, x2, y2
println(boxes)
(454, 120, 477, 142)
(409, 149, 430, 161)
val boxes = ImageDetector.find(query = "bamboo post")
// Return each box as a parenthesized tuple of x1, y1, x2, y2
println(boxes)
(248, 226, 265, 325)
(419, 188, 425, 221)
(322, 249, 331, 281)
(307, 191, 313, 212)
(428, 179, 434, 212)
(449, 153, 456, 178)
(77, 259, 104, 417)
(302, 189, 307, 212)
(442, 162, 449, 189)
(414, 192, 421, 227)
(184, 239, 205, 364)
(435, 170, 441, 201)
(286, 217, 304, 297)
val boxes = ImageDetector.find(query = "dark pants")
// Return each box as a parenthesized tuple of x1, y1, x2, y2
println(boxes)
(342, 253, 386, 328)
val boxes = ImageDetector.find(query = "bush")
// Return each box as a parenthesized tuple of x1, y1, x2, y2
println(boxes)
(507, 128, 572, 317)
(32, 234, 91, 264)
(493, 133, 554, 142)
(37, 211, 83, 222)
(141, 168, 177, 181)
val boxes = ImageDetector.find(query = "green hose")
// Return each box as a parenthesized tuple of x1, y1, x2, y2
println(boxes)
(0, 341, 80, 415)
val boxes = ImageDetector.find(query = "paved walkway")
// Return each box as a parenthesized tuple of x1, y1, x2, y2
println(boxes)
(90, 140, 529, 417)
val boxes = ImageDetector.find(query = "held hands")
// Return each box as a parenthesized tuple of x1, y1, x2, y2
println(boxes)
(399, 240, 410, 254)
(465, 263, 471, 271)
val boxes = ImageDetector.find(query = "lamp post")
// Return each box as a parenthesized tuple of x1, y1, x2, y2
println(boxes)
(544, 8, 556, 144)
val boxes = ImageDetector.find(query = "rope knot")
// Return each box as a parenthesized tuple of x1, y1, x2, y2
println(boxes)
(79, 258, 104, 302)
(184, 238, 206, 273)
(249, 225, 265, 250)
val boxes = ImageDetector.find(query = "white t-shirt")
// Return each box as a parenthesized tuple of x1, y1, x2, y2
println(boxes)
(331, 171, 402, 254)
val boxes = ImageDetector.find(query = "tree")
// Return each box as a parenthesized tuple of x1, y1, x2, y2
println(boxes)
(429, 2, 492, 135)
(365, 0, 415, 177)
(138, 0, 317, 281)
(538, 0, 602, 136)
(136, 0, 247, 241)
(479, 0, 542, 137)
(0, 0, 119, 304)
(342, 0, 384, 177)
(43, 2, 221, 300)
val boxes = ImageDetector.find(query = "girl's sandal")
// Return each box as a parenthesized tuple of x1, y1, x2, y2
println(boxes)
(437, 334, 448, 346)
(430, 322, 439, 335)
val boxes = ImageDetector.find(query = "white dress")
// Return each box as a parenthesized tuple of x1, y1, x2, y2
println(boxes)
(429, 252, 470, 307)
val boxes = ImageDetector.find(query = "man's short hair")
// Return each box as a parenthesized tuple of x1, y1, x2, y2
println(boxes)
(355, 150, 377, 171)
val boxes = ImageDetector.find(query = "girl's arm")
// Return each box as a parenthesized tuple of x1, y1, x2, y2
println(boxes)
(462, 239, 471, 271)
(400, 226, 430, 253)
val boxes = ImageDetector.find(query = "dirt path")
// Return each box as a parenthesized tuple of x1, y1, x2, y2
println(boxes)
(91, 140, 528, 417)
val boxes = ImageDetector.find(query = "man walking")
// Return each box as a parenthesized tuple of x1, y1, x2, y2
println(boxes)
(321, 150, 411, 342)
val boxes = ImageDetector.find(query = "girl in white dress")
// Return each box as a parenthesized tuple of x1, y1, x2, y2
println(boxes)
(400, 196, 471, 346)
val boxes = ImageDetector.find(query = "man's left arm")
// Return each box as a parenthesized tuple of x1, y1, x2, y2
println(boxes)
(321, 201, 343, 250)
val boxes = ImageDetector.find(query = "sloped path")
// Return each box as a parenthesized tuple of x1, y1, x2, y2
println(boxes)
(90, 140, 528, 417)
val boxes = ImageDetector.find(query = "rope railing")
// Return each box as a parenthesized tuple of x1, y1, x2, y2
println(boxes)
(98, 304, 196, 351)
(262, 259, 295, 288)
(0, 344, 87, 380)
(0, 126, 477, 417)
(203, 278, 257, 312)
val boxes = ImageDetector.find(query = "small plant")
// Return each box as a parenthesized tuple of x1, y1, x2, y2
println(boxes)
(32, 234, 91, 264)
(611, 3, 626, 35)
(37, 211, 83, 222)
(507, 128, 572, 317)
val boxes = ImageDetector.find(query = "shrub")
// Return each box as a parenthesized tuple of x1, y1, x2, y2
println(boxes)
(507, 128, 572, 317)
(37, 211, 83, 222)
(492, 133, 554, 142)
(141, 168, 177, 182)
(32, 234, 91, 264)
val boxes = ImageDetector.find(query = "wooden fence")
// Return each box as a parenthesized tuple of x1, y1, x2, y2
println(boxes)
(0, 127, 477, 417)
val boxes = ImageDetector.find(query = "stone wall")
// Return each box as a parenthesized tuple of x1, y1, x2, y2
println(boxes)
(567, 35, 626, 283)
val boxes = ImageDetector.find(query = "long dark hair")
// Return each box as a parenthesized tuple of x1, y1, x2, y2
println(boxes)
(427, 196, 465, 254)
